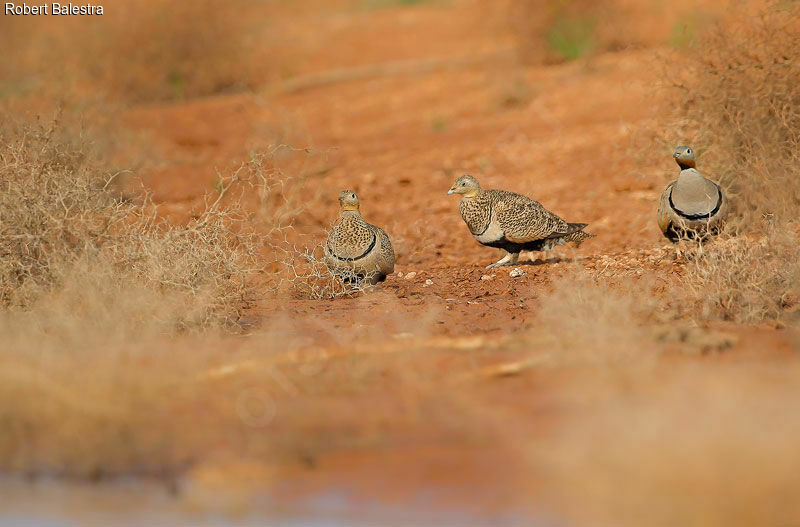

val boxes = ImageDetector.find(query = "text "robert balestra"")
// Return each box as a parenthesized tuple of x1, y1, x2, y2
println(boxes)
(5, 3, 104, 15)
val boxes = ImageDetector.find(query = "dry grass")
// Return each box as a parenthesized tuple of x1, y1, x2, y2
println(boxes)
(274, 241, 372, 299)
(0, 116, 264, 328)
(683, 231, 800, 325)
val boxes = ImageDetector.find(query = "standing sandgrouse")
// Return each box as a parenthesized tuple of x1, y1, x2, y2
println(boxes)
(448, 175, 594, 269)
(657, 146, 728, 241)
(324, 190, 395, 285)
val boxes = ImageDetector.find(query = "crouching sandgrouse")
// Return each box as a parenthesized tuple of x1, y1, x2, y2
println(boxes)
(325, 190, 395, 285)
(448, 175, 594, 269)
(657, 146, 728, 241)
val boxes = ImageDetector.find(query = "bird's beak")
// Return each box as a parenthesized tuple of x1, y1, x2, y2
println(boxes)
(447, 188, 455, 194)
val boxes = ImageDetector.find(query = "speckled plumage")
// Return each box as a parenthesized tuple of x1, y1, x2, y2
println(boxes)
(449, 175, 594, 268)
(325, 190, 395, 284)
(657, 146, 728, 241)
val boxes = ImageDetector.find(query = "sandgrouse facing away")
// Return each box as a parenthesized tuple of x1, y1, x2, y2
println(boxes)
(448, 175, 594, 269)
(324, 190, 395, 285)
(657, 146, 728, 241)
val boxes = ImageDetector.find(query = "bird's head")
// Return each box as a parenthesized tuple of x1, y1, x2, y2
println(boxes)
(338, 189, 360, 211)
(673, 145, 697, 170)
(448, 174, 481, 197)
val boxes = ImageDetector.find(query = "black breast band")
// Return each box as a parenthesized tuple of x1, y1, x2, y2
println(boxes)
(669, 186, 722, 220)
(327, 233, 377, 262)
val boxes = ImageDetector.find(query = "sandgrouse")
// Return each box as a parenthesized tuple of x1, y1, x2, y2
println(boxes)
(448, 175, 594, 269)
(324, 190, 395, 285)
(657, 146, 728, 241)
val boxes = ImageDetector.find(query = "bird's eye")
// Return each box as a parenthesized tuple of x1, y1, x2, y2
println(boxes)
(687, 149, 692, 154)
(460, 182, 465, 186)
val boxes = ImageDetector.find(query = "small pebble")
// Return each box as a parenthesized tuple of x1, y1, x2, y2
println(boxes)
(509, 267, 525, 278)
(397, 271, 404, 278)
(480, 274, 492, 281)
(424, 279, 433, 287)
(404, 271, 417, 280)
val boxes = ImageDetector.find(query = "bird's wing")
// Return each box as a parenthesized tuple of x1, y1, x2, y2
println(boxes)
(374, 226, 395, 273)
(712, 182, 728, 222)
(491, 190, 572, 243)
(656, 182, 675, 235)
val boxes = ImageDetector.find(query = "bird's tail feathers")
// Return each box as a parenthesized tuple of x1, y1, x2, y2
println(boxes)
(563, 223, 595, 247)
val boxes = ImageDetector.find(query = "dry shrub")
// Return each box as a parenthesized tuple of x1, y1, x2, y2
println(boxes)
(0, 117, 263, 328)
(671, 4, 800, 227)
(247, 147, 317, 233)
(274, 241, 371, 299)
(0, 118, 121, 307)
(683, 231, 800, 325)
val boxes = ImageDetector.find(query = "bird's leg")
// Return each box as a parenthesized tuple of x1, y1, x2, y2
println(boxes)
(536, 239, 555, 264)
(486, 251, 519, 269)
(486, 251, 512, 269)
(675, 239, 686, 261)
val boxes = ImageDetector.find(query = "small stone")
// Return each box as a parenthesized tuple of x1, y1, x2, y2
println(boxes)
(404, 271, 417, 280)
(397, 271, 404, 278)
(509, 267, 525, 278)
(480, 274, 492, 281)
(424, 279, 433, 287)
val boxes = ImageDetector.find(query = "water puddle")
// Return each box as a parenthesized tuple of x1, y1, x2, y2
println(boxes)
(0, 477, 537, 527)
